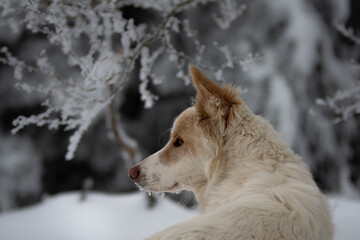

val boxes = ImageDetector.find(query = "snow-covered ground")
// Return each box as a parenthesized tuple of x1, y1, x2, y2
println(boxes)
(0, 192, 198, 240)
(329, 195, 360, 240)
(0, 192, 358, 240)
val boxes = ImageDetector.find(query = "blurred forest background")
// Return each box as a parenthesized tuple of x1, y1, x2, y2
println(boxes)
(0, 0, 359, 213)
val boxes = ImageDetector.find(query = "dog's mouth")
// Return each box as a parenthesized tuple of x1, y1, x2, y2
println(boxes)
(138, 181, 179, 193)
(167, 182, 179, 191)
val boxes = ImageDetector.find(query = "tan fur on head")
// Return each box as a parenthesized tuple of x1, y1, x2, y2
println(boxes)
(189, 66, 242, 138)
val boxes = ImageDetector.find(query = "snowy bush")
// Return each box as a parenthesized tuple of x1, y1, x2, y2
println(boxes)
(0, 0, 253, 161)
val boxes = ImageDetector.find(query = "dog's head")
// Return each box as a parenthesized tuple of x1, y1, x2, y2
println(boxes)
(128, 66, 242, 193)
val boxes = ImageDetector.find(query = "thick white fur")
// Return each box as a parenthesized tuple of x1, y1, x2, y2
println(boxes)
(130, 67, 333, 240)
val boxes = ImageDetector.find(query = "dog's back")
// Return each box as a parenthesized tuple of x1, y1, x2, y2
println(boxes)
(129, 67, 334, 239)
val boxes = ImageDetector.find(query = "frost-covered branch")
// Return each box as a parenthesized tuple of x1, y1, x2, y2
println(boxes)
(316, 85, 360, 124)
(335, 22, 360, 45)
(316, 22, 360, 124)
(0, 0, 252, 160)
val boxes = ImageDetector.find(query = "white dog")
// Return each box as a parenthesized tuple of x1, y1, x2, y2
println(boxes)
(129, 66, 334, 240)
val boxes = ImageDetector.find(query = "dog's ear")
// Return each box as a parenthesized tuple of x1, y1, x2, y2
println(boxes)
(189, 66, 242, 135)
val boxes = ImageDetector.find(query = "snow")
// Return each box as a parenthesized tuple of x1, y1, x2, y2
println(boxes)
(0, 192, 359, 240)
(0, 192, 198, 240)
(329, 196, 360, 240)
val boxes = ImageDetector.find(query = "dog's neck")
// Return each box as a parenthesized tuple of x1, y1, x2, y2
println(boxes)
(190, 113, 303, 212)
(190, 182, 208, 211)
(190, 155, 239, 212)
(190, 165, 240, 212)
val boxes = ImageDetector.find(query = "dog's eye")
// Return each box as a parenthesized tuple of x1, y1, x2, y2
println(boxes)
(174, 138, 184, 147)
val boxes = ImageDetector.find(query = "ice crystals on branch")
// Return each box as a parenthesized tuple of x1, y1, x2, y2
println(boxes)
(316, 85, 360, 124)
(213, 0, 247, 30)
(334, 22, 360, 45)
(213, 42, 263, 80)
(316, 22, 360, 123)
(0, 0, 255, 160)
(139, 47, 164, 108)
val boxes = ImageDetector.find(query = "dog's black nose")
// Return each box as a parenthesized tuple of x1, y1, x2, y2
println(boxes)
(128, 165, 140, 180)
